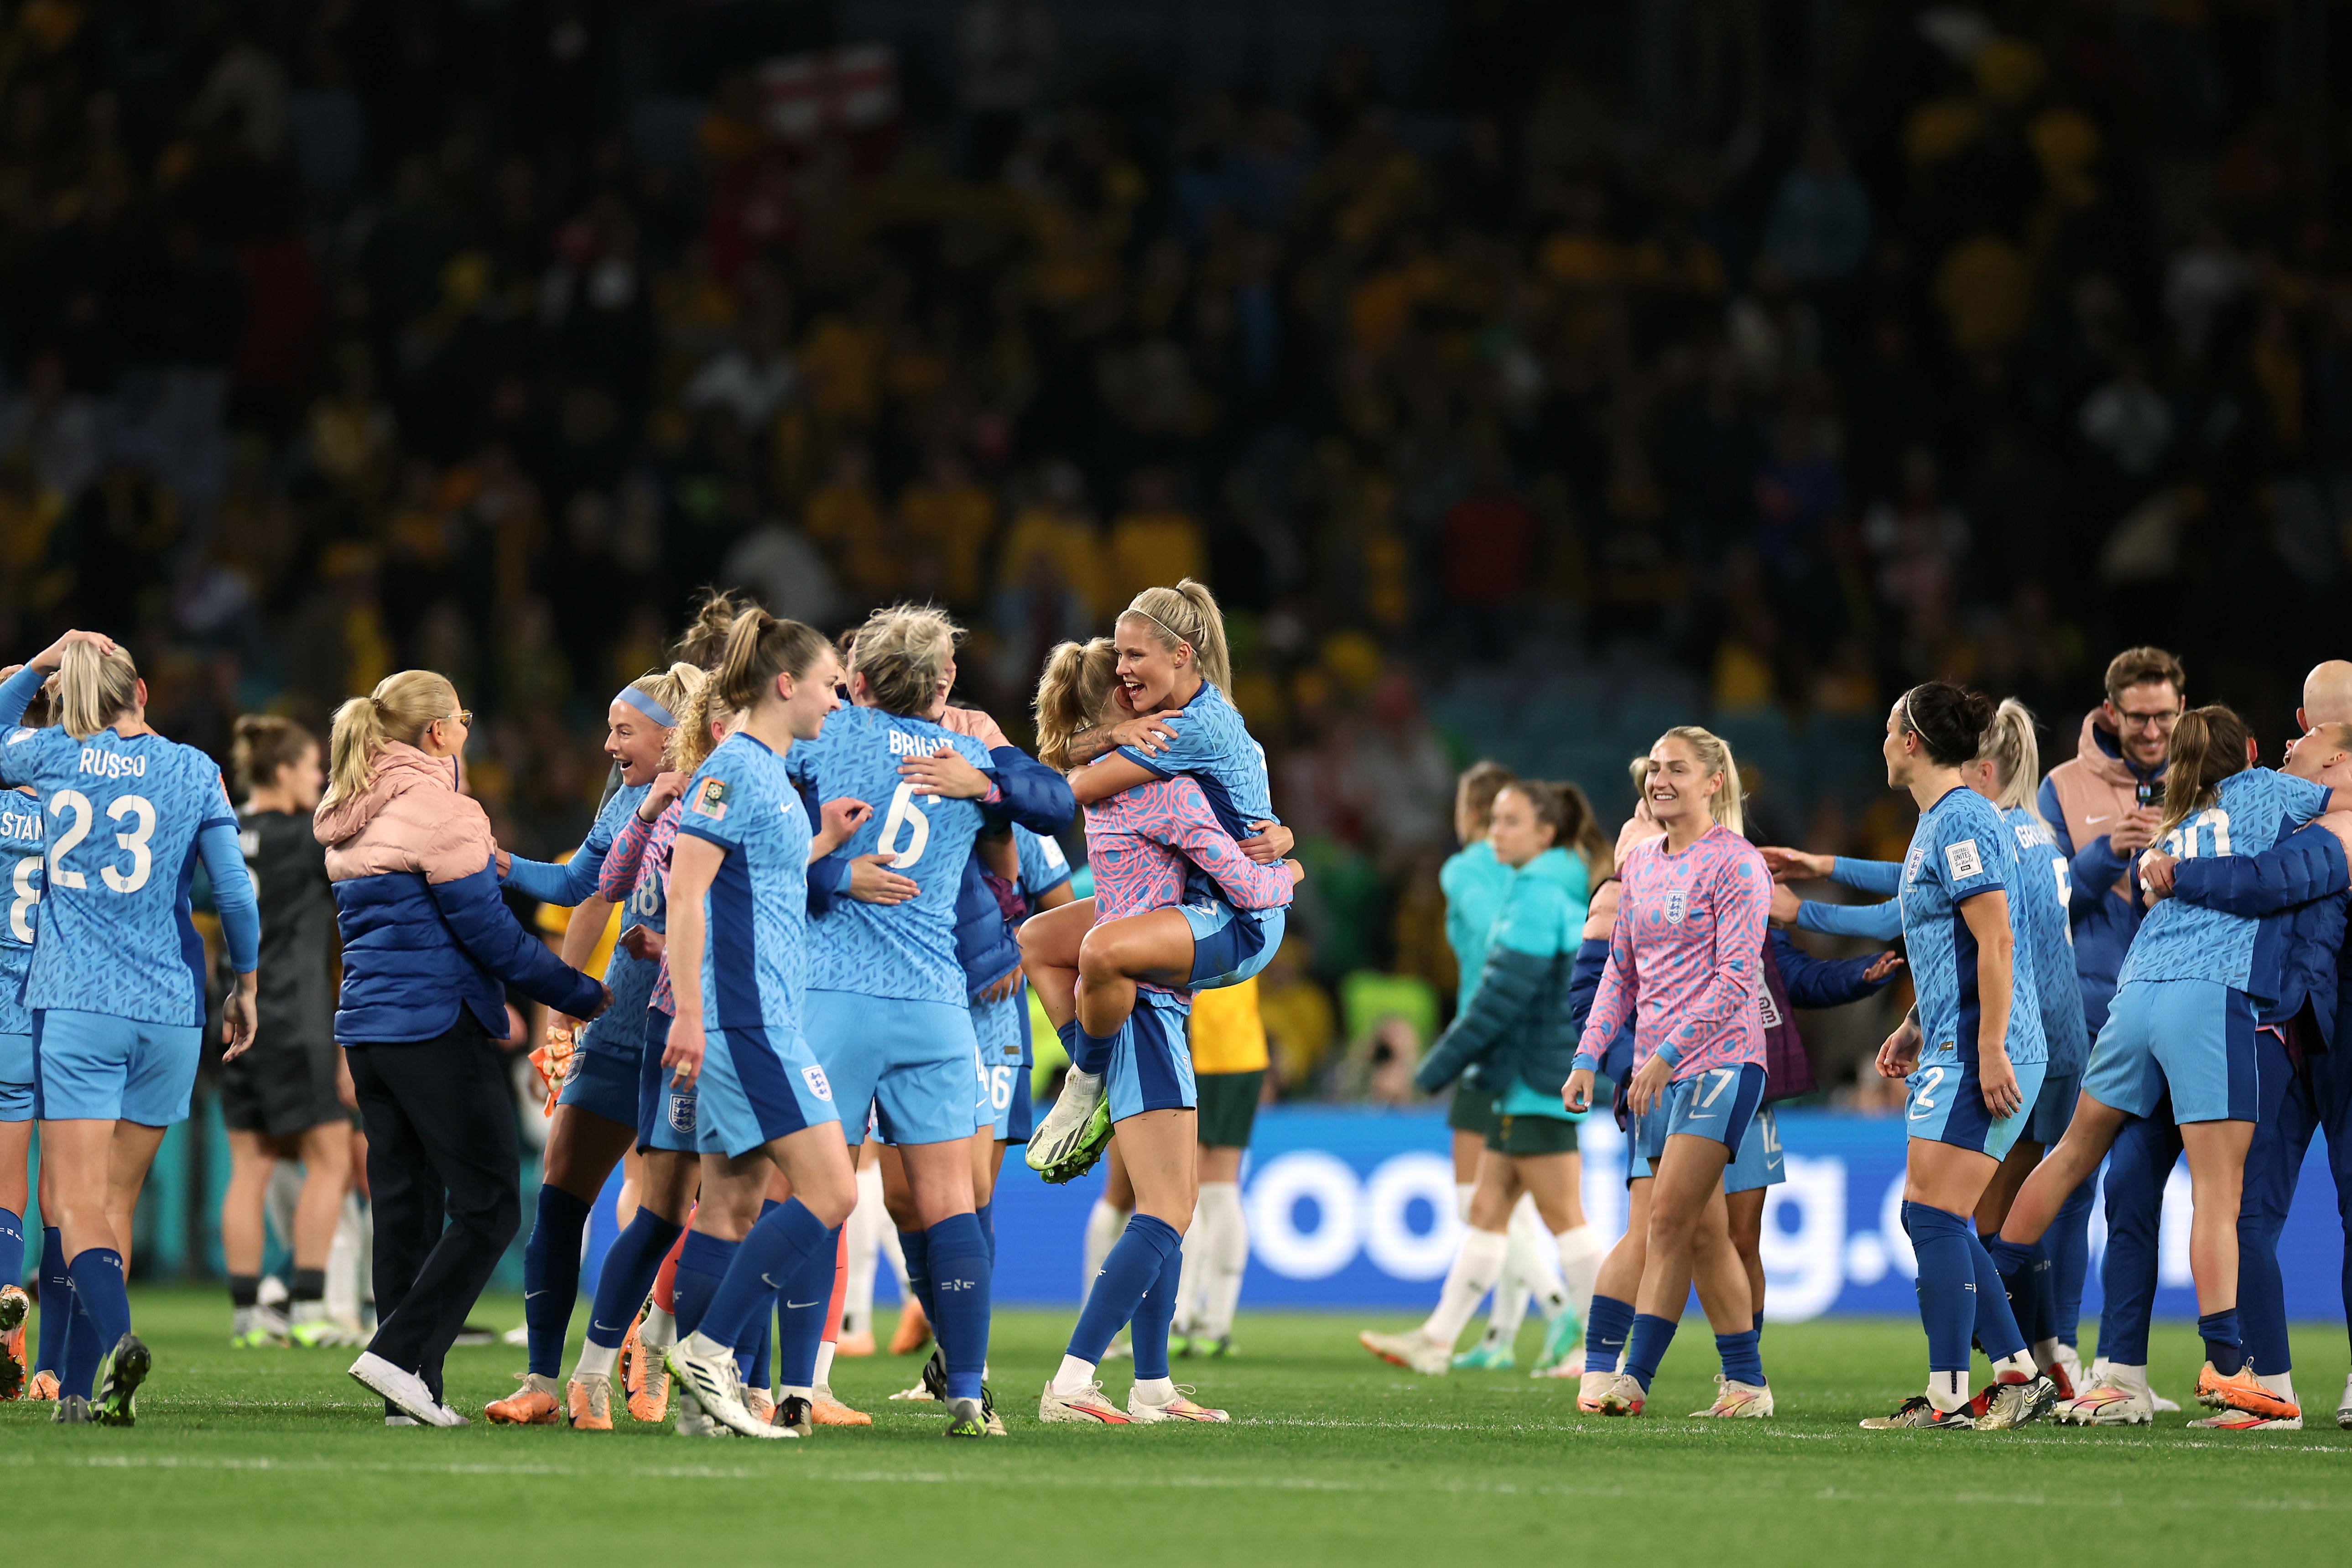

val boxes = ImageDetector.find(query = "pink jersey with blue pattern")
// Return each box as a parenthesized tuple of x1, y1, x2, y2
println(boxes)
(1574, 824, 1771, 1081)
(1086, 775, 1292, 998)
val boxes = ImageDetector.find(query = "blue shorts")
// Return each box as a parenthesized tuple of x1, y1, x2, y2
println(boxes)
(973, 990, 1033, 1144)
(637, 1009, 700, 1156)
(0, 1031, 30, 1121)
(1661, 1062, 1766, 1161)
(695, 1019, 840, 1159)
(1722, 1104, 1785, 1195)
(559, 1030, 644, 1129)
(1907, 1051, 2046, 1160)
(1181, 901, 1285, 990)
(1106, 995, 1197, 1123)
(1630, 1100, 1669, 1178)
(802, 990, 980, 1149)
(31, 1009, 203, 1125)
(2083, 978, 2259, 1124)
(2025, 1068, 2083, 1147)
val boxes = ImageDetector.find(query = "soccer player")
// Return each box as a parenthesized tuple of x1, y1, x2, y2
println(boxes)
(0, 676, 39, 1401)
(0, 632, 260, 1425)
(1021, 584, 1295, 1177)
(1854, 684, 2056, 1430)
(1369, 781, 1604, 1378)
(217, 716, 355, 1350)
(1993, 704, 2352, 1423)
(656, 612, 860, 1440)
(485, 663, 706, 1426)
(1565, 730, 1775, 1419)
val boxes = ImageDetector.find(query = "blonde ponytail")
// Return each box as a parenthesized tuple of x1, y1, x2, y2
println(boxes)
(666, 681, 736, 775)
(1120, 578, 1232, 693)
(849, 604, 962, 716)
(324, 669, 458, 808)
(56, 640, 141, 740)
(1034, 638, 1119, 770)
(1658, 724, 1745, 836)
(628, 662, 707, 727)
(1976, 698, 2044, 816)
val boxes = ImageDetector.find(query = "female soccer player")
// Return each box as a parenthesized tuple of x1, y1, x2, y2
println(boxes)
(487, 663, 708, 1426)
(1991, 704, 2352, 1423)
(0, 631, 260, 1424)
(1565, 731, 1774, 1418)
(217, 716, 354, 1350)
(1847, 683, 2056, 1431)
(1030, 636, 1302, 1423)
(1021, 584, 1295, 1177)
(656, 612, 861, 1441)
(1365, 781, 1604, 1378)
(0, 676, 40, 1399)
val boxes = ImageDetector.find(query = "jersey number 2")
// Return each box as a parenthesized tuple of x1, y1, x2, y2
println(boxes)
(48, 790, 156, 893)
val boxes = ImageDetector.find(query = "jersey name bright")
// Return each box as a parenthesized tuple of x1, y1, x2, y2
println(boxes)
(887, 731, 957, 759)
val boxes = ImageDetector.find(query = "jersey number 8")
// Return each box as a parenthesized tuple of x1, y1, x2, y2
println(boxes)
(8, 854, 35, 942)
(48, 790, 157, 894)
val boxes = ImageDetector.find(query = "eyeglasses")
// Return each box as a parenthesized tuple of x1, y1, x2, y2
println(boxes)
(444, 710, 474, 728)
(2115, 708, 2178, 732)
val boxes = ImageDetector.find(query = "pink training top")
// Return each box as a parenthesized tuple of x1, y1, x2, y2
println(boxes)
(1574, 823, 1770, 1081)
(595, 796, 687, 1016)
(1085, 774, 1293, 1000)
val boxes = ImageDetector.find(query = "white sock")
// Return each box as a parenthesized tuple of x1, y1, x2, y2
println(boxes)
(1199, 1182, 1249, 1341)
(640, 1305, 676, 1349)
(781, 1383, 812, 1403)
(1491, 1197, 1555, 1339)
(2259, 1369, 2295, 1401)
(1554, 1224, 1606, 1323)
(1133, 1375, 1174, 1405)
(876, 1183, 910, 1292)
(326, 1190, 362, 1327)
(2032, 1336, 2061, 1371)
(576, 1340, 619, 1379)
(1454, 1183, 1475, 1222)
(1052, 1353, 1098, 1396)
(1927, 1370, 1969, 1412)
(1082, 1199, 1128, 1306)
(814, 1340, 837, 1388)
(844, 1163, 885, 1334)
(1993, 1349, 2035, 1380)
(684, 1330, 730, 1360)
(291, 1298, 327, 1326)
(1423, 1228, 1511, 1347)
(2101, 1360, 2147, 1391)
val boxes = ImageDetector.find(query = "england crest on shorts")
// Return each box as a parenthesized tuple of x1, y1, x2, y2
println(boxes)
(801, 1064, 833, 1101)
(667, 1093, 697, 1133)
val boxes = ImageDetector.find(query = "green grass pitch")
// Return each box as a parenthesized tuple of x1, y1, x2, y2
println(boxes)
(6, 1289, 2349, 1565)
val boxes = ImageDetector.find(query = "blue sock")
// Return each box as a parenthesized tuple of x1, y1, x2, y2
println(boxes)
(1715, 1327, 1764, 1386)
(2049, 1175, 2096, 1347)
(0, 1207, 22, 1295)
(62, 1290, 99, 1401)
(1623, 1313, 1678, 1392)
(35, 1228, 68, 1374)
(1966, 1228, 2027, 1362)
(67, 1247, 130, 1350)
(1055, 1019, 1082, 1075)
(775, 1228, 839, 1390)
(584, 1210, 684, 1349)
(977, 1198, 996, 1268)
(1068, 1214, 1181, 1365)
(1130, 1233, 1184, 1381)
(926, 1212, 993, 1402)
(739, 1306, 772, 1392)
(1585, 1293, 1635, 1371)
(1906, 1202, 1977, 1374)
(1074, 1024, 1118, 1078)
(1984, 1233, 2037, 1343)
(700, 1198, 828, 1352)
(673, 1230, 737, 1340)
(523, 1185, 592, 1378)
(2199, 1308, 2245, 1375)
(899, 1228, 938, 1319)
(2027, 1241, 2057, 1348)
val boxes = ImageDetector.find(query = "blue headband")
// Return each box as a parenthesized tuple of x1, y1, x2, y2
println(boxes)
(617, 686, 677, 728)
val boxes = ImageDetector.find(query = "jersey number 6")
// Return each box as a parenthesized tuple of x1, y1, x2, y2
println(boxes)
(876, 781, 933, 872)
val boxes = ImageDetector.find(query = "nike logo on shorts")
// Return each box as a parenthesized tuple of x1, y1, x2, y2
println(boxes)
(786, 1299, 821, 1310)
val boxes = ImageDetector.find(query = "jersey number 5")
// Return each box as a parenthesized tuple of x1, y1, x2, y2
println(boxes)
(48, 790, 157, 893)
(877, 781, 932, 872)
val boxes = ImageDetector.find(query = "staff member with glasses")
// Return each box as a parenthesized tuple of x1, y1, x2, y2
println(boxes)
(2032, 646, 2186, 1405)
(314, 671, 611, 1426)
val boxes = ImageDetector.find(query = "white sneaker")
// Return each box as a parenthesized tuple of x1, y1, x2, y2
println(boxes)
(2190, 1408, 2303, 1431)
(1128, 1385, 1229, 1422)
(1532, 1348, 1586, 1380)
(1593, 1371, 1647, 1416)
(501, 1323, 531, 1347)
(2055, 1377, 2154, 1426)
(1025, 1069, 1106, 1172)
(348, 1352, 467, 1427)
(1099, 1335, 1133, 1363)
(672, 1382, 731, 1438)
(1690, 1375, 1773, 1417)
(385, 1414, 420, 1427)
(663, 1336, 790, 1440)
(1358, 1329, 1450, 1376)
(1576, 1369, 1616, 1412)
(1037, 1379, 1135, 1424)
(2338, 1374, 2352, 1431)
(2050, 1343, 2086, 1396)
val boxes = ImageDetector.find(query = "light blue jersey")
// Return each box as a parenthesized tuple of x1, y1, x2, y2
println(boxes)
(2005, 806, 2090, 1077)
(974, 825, 1076, 1073)
(578, 781, 657, 1055)
(788, 705, 991, 1005)
(1115, 681, 1278, 906)
(1015, 823, 1073, 906)
(1899, 787, 2047, 1071)
(0, 722, 236, 1027)
(2116, 767, 2330, 995)
(1, 787, 42, 1037)
(678, 732, 812, 1031)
